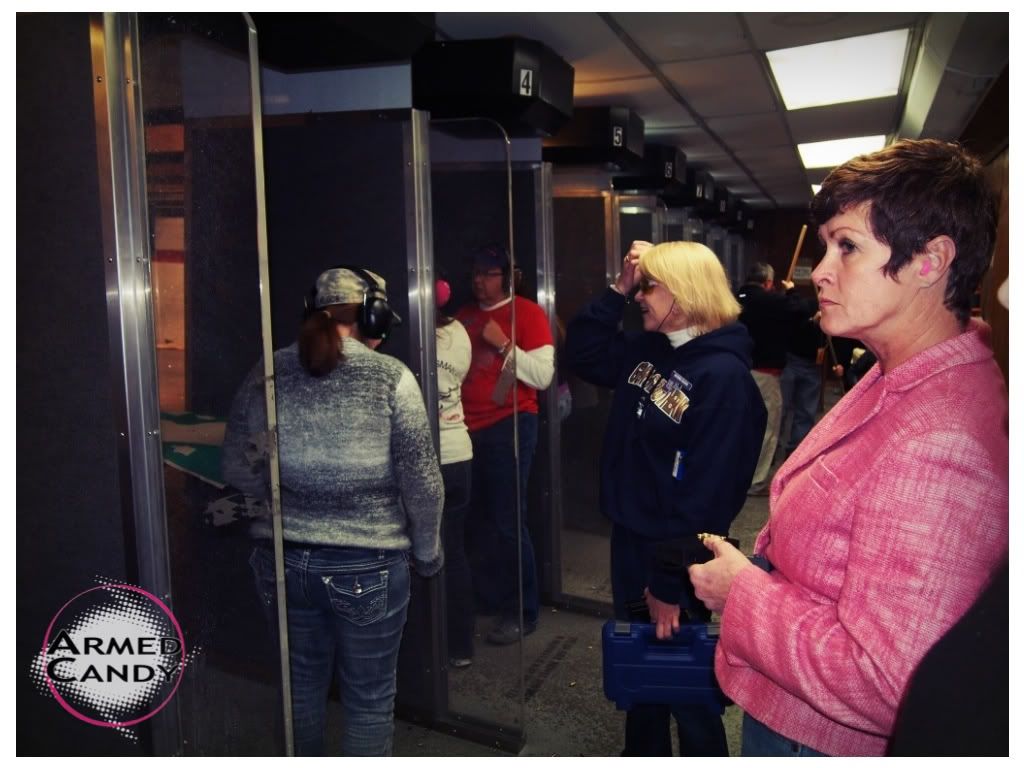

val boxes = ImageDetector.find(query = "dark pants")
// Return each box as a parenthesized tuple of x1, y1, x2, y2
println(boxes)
(441, 460, 474, 658)
(610, 524, 729, 757)
(466, 412, 539, 625)
(779, 353, 821, 458)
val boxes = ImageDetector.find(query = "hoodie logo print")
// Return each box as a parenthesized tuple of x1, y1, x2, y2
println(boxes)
(628, 362, 691, 424)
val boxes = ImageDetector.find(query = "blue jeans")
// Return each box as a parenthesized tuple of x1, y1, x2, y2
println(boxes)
(742, 712, 828, 756)
(250, 544, 410, 756)
(779, 353, 821, 458)
(467, 412, 539, 625)
(610, 524, 727, 756)
(441, 460, 474, 658)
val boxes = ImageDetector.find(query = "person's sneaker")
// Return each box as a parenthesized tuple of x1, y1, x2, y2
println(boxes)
(485, 617, 537, 645)
(449, 656, 473, 669)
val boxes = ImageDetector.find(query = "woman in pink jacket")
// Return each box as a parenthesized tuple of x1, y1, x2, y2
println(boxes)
(688, 139, 1008, 756)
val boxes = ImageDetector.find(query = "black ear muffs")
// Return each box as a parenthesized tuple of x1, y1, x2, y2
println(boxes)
(356, 271, 394, 340)
(304, 265, 396, 340)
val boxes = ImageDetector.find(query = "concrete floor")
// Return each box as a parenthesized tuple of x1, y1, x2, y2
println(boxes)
(390, 382, 844, 757)
(391, 492, 774, 758)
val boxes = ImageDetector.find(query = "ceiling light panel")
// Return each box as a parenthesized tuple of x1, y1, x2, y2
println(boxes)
(767, 28, 909, 111)
(745, 12, 921, 51)
(798, 135, 887, 169)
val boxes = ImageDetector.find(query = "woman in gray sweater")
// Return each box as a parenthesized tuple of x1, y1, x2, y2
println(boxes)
(222, 266, 443, 756)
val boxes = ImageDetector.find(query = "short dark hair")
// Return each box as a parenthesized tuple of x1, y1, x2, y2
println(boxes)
(745, 262, 774, 285)
(810, 139, 996, 326)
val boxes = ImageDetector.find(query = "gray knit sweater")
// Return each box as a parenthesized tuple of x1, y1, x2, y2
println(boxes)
(221, 337, 444, 576)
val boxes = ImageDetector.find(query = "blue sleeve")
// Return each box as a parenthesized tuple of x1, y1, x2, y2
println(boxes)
(564, 288, 630, 389)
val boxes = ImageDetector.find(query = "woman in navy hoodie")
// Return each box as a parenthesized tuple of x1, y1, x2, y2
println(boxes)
(566, 240, 765, 757)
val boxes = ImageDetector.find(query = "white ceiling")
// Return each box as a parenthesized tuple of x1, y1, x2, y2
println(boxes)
(435, 12, 1007, 209)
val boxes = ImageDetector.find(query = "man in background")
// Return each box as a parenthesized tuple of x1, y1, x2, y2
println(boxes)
(736, 263, 816, 495)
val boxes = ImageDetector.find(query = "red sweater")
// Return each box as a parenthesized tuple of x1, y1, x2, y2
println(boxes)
(455, 296, 553, 431)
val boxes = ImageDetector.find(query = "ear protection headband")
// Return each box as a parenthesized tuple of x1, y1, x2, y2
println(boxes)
(304, 265, 397, 341)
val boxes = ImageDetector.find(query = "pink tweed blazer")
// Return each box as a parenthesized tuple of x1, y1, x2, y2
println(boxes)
(716, 320, 1008, 756)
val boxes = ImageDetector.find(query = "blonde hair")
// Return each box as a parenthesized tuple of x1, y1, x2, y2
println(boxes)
(638, 241, 740, 334)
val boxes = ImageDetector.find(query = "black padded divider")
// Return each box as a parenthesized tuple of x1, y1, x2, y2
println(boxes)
(552, 197, 614, 537)
(263, 111, 413, 368)
(430, 166, 539, 309)
(185, 118, 261, 418)
(16, 13, 143, 756)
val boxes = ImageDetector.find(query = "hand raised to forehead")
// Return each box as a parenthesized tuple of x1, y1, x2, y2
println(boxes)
(615, 240, 653, 295)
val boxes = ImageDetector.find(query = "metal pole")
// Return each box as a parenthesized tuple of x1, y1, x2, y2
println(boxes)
(242, 12, 293, 756)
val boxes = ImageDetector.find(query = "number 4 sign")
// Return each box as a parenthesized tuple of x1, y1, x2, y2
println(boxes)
(519, 69, 534, 96)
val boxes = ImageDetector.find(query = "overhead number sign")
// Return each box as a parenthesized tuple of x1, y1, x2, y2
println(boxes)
(519, 69, 534, 96)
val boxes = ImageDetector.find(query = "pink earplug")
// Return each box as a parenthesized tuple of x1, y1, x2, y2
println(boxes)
(436, 279, 452, 308)
(920, 261, 931, 276)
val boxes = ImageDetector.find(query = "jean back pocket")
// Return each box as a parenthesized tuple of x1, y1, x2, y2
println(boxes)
(322, 570, 389, 626)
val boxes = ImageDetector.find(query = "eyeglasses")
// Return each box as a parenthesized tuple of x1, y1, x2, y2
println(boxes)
(636, 275, 659, 294)
(472, 269, 504, 279)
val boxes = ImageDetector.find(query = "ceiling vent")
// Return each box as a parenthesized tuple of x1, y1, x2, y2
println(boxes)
(412, 37, 574, 138)
(542, 106, 644, 168)
(612, 144, 686, 193)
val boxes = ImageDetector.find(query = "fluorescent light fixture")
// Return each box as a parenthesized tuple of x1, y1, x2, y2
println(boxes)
(767, 29, 909, 111)
(798, 135, 887, 169)
(811, 184, 822, 195)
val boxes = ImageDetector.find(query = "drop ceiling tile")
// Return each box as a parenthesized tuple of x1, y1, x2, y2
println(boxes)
(706, 112, 790, 149)
(729, 184, 764, 198)
(734, 144, 802, 174)
(645, 125, 724, 161)
(787, 97, 898, 144)
(743, 12, 923, 51)
(764, 178, 816, 207)
(661, 53, 777, 117)
(573, 76, 697, 129)
(704, 157, 746, 182)
(608, 12, 749, 62)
